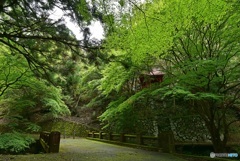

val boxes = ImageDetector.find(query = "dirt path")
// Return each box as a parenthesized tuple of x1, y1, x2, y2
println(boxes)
(0, 138, 187, 161)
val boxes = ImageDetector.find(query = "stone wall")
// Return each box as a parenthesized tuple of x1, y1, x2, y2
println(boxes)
(40, 118, 96, 137)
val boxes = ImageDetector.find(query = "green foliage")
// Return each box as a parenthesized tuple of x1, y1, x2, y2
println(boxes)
(100, 0, 240, 152)
(42, 86, 70, 117)
(0, 132, 35, 153)
(99, 62, 135, 95)
(76, 64, 104, 108)
(5, 115, 42, 133)
(25, 122, 42, 133)
(105, 0, 231, 65)
(0, 0, 101, 76)
(0, 52, 70, 133)
(0, 45, 27, 96)
(99, 96, 127, 130)
(152, 85, 223, 102)
(5, 76, 70, 117)
(99, 88, 157, 133)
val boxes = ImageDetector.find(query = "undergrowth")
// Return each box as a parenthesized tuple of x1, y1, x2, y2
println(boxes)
(0, 132, 35, 154)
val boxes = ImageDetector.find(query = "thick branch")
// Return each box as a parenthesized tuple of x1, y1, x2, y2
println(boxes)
(0, 70, 28, 96)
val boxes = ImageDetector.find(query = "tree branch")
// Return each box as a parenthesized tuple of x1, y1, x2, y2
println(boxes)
(0, 70, 28, 96)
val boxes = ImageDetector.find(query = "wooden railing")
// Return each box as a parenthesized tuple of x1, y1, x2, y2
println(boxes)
(87, 131, 175, 153)
(39, 131, 61, 153)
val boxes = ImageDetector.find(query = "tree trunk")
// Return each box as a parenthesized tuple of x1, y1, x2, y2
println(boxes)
(206, 120, 227, 153)
(212, 139, 227, 153)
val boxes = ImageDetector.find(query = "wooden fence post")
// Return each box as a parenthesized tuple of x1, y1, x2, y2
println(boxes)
(137, 134, 143, 145)
(158, 131, 175, 153)
(120, 133, 125, 142)
(108, 132, 112, 140)
(92, 131, 95, 138)
(73, 129, 76, 139)
(49, 131, 61, 153)
(99, 131, 103, 139)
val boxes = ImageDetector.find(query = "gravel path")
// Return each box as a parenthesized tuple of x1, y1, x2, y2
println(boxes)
(0, 138, 187, 161)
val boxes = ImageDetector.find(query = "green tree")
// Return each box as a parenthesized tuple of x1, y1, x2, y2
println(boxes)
(0, 52, 70, 131)
(0, 45, 27, 96)
(103, 0, 240, 152)
(0, 50, 70, 153)
(0, 0, 104, 81)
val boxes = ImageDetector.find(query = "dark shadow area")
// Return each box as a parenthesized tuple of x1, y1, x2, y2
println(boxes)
(175, 144, 239, 160)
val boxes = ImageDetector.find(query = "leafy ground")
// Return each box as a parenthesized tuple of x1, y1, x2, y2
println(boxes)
(0, 138, 187, 161)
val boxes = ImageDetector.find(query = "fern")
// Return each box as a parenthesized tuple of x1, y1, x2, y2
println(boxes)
(25, 122, 41, 133)
(43, 98, 70, 117)
(0, 132, 35, 153)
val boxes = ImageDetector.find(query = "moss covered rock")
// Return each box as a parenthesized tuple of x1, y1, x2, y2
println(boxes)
(40, 118, 95, 138)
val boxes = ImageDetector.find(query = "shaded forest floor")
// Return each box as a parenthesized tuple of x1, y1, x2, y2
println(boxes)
(0, 138, 187, 161)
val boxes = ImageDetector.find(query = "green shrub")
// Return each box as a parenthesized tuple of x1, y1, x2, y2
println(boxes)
(0, 132, 35, 154)
(25, 122, 42, 133)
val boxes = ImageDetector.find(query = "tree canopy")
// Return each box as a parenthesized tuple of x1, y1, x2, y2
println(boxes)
(0, 0, 106, 77)
(98, 0, 240, 152)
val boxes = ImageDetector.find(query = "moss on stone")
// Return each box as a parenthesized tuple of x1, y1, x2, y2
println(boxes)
(40, 118, 95, 137)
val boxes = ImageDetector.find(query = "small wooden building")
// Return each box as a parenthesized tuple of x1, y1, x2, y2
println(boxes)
(139, 68, 164, 88)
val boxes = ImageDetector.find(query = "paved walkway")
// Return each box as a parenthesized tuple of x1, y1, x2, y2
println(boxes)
(0, 138, 187, 161)
(59, 138, 186, 161)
